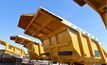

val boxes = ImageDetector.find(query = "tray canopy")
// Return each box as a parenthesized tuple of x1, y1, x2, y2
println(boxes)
(18, 7, 98, 41)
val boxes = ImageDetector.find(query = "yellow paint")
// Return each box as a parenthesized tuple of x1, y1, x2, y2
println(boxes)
(17, 8, 107, 64)
(0, 40, 26, 57)
(10, 35, 48, 60)
(74, 0, 107, 28)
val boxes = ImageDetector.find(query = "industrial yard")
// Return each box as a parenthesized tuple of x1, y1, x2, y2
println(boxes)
(0, 0, 106, 65)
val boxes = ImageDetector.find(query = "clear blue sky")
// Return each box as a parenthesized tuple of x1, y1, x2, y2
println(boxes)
(0, 0, 107, 51)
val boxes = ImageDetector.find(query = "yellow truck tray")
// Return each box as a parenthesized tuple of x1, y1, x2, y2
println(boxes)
(10, 35, 48, 60)
(17, 8, 107, 64)
(74, 0, 107, 28)
(0, 40, 26, 58)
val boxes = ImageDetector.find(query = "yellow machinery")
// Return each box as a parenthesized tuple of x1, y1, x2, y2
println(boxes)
(17, 8, 107, 65)
(0, 40, 26, 63)
(74, 0, 107, 28)
(10, 35, 48, 60)
(0, 40, 26, 58)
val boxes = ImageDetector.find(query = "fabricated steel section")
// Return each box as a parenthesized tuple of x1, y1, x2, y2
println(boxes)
(0, 40, 26, 58)
(18, 8, 64, 40)
(10, 35, 48, 60)
(74, 0, 107, 28)
(18, 8, 107, 64)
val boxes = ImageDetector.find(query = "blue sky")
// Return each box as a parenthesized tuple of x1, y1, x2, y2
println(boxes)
(0, 0, 107, 51)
